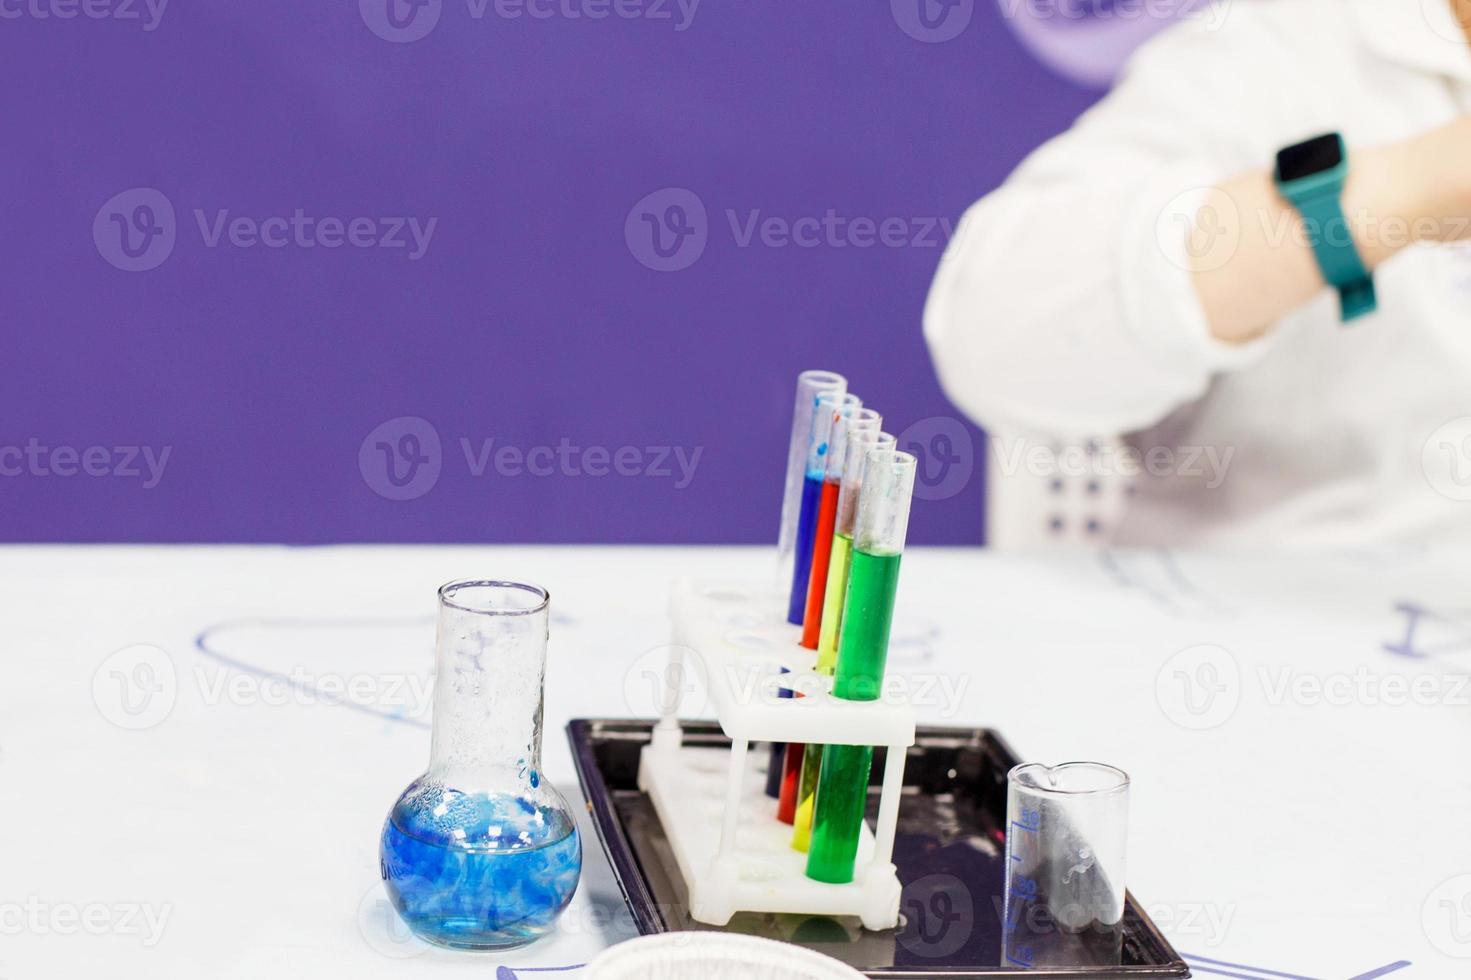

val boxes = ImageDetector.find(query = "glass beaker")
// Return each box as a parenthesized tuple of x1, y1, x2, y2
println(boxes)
(379, 580, 581, 950)
(1002, 762, 1129, 970)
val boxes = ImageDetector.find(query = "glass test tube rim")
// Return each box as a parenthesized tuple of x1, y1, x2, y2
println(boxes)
(438, 579, 551, 617)
(839, 430, 895, 488)
(798, 369, 846, 392)
(847, 430, 897, 477)
(778, 372, 848, 569)
(853, 448, 918, 555)
(817, 391, 863, 414)
(824, 408, 884, 480)
(861, 447, 917, 481)
(834, 430, 896, 534)
(1008, 761, 1131, 797)
(791, 376, 851, 482)
(806, 391, 864, 473)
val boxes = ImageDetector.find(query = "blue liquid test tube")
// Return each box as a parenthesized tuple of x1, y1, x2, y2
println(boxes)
(788, 390, 863, 624)
(767, 378, 852, 798)
(772, 390, 863, 801)
(776, 371, 847, 597)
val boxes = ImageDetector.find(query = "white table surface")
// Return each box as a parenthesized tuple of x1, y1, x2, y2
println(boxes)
(2, 544, 1466, 979)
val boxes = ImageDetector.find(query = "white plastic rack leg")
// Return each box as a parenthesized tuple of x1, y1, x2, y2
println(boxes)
(636, 578, 914, 931)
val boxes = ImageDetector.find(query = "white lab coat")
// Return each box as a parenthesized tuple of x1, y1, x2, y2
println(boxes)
(925, 0, 1471, 548)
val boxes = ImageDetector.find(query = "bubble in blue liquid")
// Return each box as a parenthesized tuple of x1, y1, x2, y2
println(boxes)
(379, 787, 581, 950)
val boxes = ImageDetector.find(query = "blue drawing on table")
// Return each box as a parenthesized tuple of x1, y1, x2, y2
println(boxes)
(1099, 549, 1235, 619)
(887, 609, 942, 665)
(194, 615, 436, 730)
(1384, 600, 1471, 664)
(1180, 950, 1410, 979)
(192, 609, 579, 731)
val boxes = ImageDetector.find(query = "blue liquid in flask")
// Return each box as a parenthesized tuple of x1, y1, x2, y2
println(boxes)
(380, 784, 582, 950)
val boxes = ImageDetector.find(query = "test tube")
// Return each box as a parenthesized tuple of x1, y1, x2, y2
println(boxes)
(805, 449, 916, 884)
(800, 407, 883, 651)
(787, 390, 863, 626)
(767, 371, 846, 800)
(1002, 763, 1130, 970)
(790, 427, 896, 852)
(776, 371, 847, 600)
(772, 389, 864, 806)
(814, 428, 896, 673)
(781, 401, 878, 822)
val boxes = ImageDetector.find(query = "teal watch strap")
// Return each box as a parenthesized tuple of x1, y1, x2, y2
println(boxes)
(1295, 190, 1377, 321)
(1274, 133, 1377, 323)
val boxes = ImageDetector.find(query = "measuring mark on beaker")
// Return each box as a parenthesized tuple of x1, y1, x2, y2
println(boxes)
(1002, 804, 1043, 969)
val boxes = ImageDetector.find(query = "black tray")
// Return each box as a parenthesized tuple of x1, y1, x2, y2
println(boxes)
(567, 719, 1189, 978)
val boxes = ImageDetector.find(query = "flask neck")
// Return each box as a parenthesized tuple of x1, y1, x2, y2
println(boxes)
(426, 584, 549, 792)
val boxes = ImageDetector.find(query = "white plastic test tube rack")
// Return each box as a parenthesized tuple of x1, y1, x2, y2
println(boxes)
(636, 577, 914, 931)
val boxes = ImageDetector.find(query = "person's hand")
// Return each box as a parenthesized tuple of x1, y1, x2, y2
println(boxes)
(1347, 116, 1471, 261)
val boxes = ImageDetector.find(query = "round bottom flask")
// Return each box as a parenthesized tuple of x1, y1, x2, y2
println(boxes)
(379, 580, 581, 950)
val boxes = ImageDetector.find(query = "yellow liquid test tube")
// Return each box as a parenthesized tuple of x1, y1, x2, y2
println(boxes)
(814, 531, 854, 674)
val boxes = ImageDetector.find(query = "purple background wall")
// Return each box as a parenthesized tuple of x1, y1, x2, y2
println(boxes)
(0, 0, 1169, 545)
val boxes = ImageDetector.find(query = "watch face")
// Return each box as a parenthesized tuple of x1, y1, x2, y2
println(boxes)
(1276, 133, 1343, 181)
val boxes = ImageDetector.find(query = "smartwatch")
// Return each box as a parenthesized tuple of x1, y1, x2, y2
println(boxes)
(1272, 132, 1377, 322)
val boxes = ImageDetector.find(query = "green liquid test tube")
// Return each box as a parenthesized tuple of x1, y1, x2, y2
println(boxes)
(815, 424, 894, 674)
(806, 448, 917, 884)
(831, 547, 903, 701)
(805, 743, 873, 881)
(794, 431, 896, 852)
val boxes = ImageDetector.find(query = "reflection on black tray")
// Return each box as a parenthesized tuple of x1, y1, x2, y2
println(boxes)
(568, 719, 1190, 979)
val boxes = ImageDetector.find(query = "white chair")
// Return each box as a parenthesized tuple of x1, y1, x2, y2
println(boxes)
(984, 433, 1133, 549)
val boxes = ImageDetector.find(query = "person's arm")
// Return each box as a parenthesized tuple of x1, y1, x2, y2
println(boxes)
(1192, 119, 1471, 343)
(924, 7, 1466, 439)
